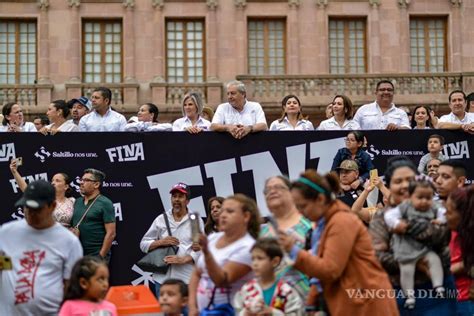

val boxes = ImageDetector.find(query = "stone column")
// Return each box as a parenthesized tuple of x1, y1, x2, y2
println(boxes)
(37, 0, 51, 84)
(315, 0, 328, 73)
(287, 0, 300, 74)
(36, 0, 52, 109)
(122, 0, 138, 110)
(398, 0, 411, 72)
(123, 0, 136, 83)
(450, 0, 462, 72)
(369, 0, 381, 73)
(206, 0, 222, 107)
(66, 0, 82, 99)
(151, 0, 166, 106)
(235, 1, 247, 81)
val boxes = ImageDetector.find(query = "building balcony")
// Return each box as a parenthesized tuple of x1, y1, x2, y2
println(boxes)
(2, 72, 473, 121)
(237, 72, 474, 119)
(65, 82, 140, 113)
(0, 83, 54, 115)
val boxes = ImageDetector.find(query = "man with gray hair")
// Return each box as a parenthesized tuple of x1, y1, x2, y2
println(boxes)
(71, 168, 116, 262)
(211, 80, 267, 138)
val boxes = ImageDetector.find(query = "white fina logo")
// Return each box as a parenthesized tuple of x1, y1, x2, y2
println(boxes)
(442, 141, 470, 159)
(0, 142, 16, 162)
(105, 142, 145, 162)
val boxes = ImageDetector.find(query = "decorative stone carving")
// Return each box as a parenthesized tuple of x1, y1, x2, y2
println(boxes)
(288, 0, 300, 8)
(123, 0, 135, 9)
(38, 0, 49, 10)
(151, 0, 164, 9)
(152, 75, 166, 83)
(315, 0, 327, 9)
(67, 0, 80, 7)
(450, 0, 462, 7)
(369, 0, 381, 8)
(398, 0, 410, 9)
(234, 0, 246, 8)
(207, 0, 218, 10)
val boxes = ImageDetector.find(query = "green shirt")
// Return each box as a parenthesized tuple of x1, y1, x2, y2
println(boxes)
(71, 195, 115, 256)
(262, 281, 278, 306)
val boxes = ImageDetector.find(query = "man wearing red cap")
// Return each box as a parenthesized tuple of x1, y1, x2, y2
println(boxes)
(140, 182, 204, 296)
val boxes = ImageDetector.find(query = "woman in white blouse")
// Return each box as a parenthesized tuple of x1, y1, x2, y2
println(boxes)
(269, 94, 314, 131)
(40, 100, 79, 134)
(0, 102, 36, 132)
(125, 103, 172, 132)
(318, 95, 360, 130)
(172, 92, 211, 133)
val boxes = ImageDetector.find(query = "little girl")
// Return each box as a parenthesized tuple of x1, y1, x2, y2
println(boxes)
(233, 238, 303, 315)
(59, 256, 118, 316)
(384, 176, 446, 309)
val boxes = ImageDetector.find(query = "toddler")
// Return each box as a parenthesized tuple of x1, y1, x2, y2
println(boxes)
(384, 176, 446, 309)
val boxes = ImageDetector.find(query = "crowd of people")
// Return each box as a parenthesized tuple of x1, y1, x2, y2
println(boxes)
(1, 79, 474, 316)
(1, 154, 474, 315)
(1, 80, 474, 135)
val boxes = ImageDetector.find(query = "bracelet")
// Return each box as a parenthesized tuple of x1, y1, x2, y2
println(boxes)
(249, 125, 254, 133)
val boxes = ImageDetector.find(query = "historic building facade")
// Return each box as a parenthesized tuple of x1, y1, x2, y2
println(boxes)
(1, 0, 473, 122)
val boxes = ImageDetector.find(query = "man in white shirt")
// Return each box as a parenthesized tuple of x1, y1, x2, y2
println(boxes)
(0, 180, 83, 315)
(353, 80, 410, 130)
(139, 182, 203, 295)
(437, 90, 474, 133)
(211, 80, 267, 139)
(79, 87, 127, 131)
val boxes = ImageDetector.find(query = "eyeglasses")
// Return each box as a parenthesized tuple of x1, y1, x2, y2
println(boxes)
(263, 185, 289, 195)
(344, 138, 357, 142)
(377, 88, 394, 92)
(80, 178, 97, 183)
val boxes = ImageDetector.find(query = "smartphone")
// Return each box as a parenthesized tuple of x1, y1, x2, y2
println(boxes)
(0, 255, 13, 270)
(15, 157, 23, 166)
(189, 213, 201, 243)
(370, 169, 378, 185)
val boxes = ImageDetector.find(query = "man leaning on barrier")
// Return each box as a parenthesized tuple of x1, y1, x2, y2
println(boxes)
(353, 80, 411, 131)
(210, 80, 267, 139)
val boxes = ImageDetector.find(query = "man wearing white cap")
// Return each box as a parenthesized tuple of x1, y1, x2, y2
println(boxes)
(0, 180, 83, 315)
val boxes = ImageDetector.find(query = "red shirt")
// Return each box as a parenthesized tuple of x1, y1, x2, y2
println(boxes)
(449, 231, 471, 301)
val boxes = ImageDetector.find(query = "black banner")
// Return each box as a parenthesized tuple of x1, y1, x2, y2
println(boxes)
(0, 130, 472, 286)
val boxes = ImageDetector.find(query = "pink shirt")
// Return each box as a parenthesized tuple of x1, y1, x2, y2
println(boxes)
(59, 299, 118, 316)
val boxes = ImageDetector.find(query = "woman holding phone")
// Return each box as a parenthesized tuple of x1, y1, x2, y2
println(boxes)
(9, 159, 75, 227)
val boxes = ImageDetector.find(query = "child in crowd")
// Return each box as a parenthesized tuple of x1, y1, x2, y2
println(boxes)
(417, 134, 446, 174)
(234, 238, 303, 315)
(59, 256, 117, 316)
(384, 176, 446, 309)
(159, 279, 189, 316)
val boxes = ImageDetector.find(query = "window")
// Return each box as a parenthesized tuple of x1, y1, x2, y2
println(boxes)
(248, 19, 285, 75)
(0, 20, 36, 84)
(83, 20, 122, 83)
(329, 19, 366, 74)
(410, 18, 446, 73)
(166, 20, 205, 83)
